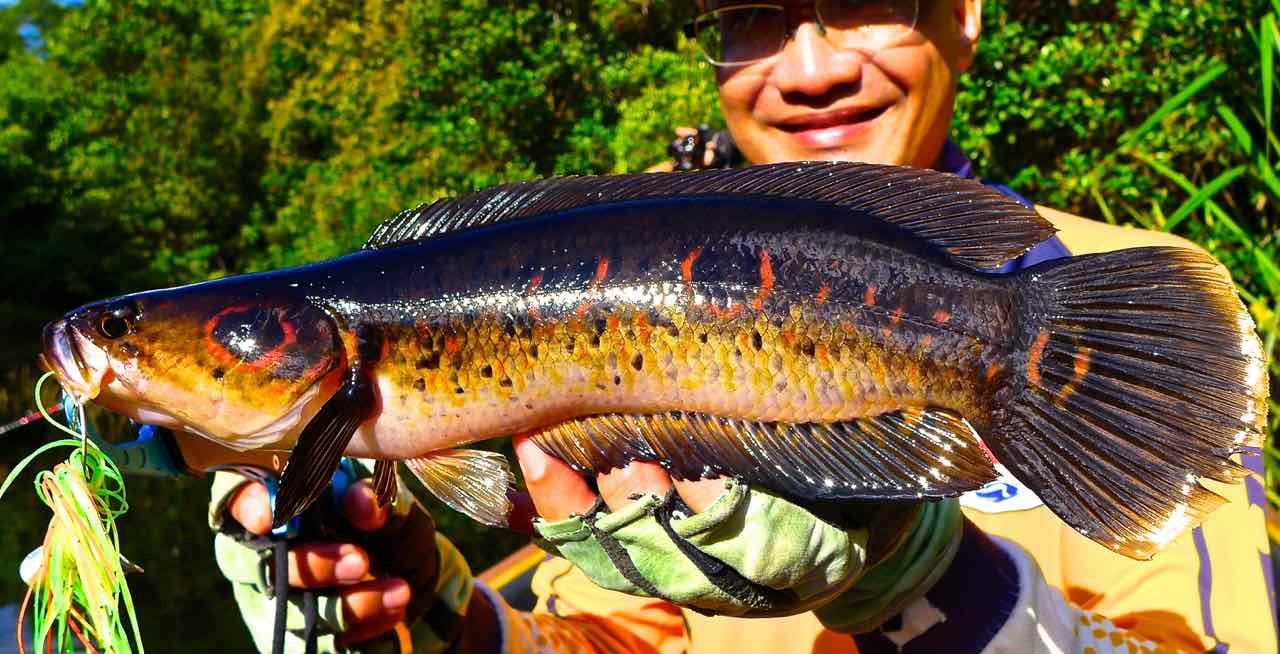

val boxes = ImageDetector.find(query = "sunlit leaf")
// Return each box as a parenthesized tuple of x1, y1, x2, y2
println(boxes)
(1217, 105, 1253, 155)
(1121, 62, 1227, 148)
(1263, 14, 1276, 160)
(1165, 166, 1247, 231)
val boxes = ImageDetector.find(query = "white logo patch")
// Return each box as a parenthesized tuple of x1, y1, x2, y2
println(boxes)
(960, 464, 1044, 513)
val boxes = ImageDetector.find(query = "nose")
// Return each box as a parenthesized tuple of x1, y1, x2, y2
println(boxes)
(768, 22, 865, 101)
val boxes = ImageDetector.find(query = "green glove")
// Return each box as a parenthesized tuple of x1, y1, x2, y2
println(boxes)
(209, 468, 474, 654)
(534, 478, 959, 623)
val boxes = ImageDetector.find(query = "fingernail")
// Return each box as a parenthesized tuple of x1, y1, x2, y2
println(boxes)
(515, 438, 546, 482)
(382, 580, 411, 610)
(335, 548, 367, 582)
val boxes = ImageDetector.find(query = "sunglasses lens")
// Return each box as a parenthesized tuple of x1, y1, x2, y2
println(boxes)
(689, 1, 919, 66)
(692, 6, 788, 66)
(820, 0, 918, 51)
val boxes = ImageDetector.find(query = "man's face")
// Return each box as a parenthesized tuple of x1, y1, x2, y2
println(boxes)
(713, 1, 980, 168)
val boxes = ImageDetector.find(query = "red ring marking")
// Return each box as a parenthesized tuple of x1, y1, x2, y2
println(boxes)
(203, 306, 297, 372)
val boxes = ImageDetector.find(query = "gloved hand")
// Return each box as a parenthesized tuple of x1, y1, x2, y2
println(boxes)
(209, 464, 474, 653)
(517, 434, 962, 626)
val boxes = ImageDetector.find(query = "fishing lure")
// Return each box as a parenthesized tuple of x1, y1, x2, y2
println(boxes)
(0, 373, 143, 654)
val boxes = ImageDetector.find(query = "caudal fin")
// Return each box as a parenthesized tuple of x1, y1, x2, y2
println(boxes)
(989, 246, 1268, 559)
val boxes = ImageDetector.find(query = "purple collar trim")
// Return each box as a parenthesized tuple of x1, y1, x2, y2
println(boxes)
(937, 140, 976, 180)
(934, 141, 1072, 270)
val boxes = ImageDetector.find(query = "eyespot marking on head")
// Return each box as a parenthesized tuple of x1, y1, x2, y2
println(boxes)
(203, 305, 297, 372)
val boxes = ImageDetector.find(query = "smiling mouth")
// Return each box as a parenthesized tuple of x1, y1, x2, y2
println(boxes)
(775, 106, 889, 132)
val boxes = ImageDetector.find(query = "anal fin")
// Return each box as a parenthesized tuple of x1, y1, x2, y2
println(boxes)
(530, 408, 998, 502)
(273, 372, 377, 529)
(405, 449, 514, 527)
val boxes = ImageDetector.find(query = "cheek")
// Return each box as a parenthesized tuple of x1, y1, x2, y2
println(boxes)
(718, 68, 780, 162)
(717, 68, 764, 119)
(866, 48, 955, 165)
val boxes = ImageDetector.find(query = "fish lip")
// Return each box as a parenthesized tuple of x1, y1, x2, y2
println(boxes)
(41, 319, 106, 401)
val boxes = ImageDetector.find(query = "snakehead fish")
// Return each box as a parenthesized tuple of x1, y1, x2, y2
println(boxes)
(40, 163, 1267, 559)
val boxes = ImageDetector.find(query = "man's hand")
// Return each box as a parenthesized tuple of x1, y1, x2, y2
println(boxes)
(225, 479, 411, 644)
(514, 433, 728, 518)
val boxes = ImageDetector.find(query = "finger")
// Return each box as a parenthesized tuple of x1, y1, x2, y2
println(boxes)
(674, 126, 697, 137)
(514, 434, 597, 521)
(227, 481, 272, 536)
(341, 577, 411, 625)
(343, 479, 390, 532)
(336, 611, 407, 648)
(597, 461, 673, 513)
(285, 542, 370, 588)
(673, 477, 731, 513)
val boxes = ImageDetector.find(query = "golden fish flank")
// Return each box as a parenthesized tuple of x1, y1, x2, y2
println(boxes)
(374, 280, 992, 443)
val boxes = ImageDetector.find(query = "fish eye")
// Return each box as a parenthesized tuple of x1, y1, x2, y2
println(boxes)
(97, 302, 138, 339)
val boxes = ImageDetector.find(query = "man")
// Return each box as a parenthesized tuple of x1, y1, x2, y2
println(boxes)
(214, 1, 1276, 652)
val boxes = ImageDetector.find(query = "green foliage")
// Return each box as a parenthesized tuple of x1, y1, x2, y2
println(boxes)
(0, 0, 1277, 649)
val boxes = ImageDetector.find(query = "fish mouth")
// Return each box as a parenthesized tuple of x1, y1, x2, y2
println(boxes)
(40, 320, 109, 402)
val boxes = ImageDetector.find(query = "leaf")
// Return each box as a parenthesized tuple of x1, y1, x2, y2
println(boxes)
(1149, 199, 1167, 230)
(1253, 246, 1280, 298)
(1121, 62, 1227, 148)
(1129, 151, 1198, 194)
(1216, 105, 1253, 156)
(1089, 184, 1117, 225)
(1164, 165, 1247, 231)
(1255, 150, 1280, 199)
(1263, 14, 1276, 160)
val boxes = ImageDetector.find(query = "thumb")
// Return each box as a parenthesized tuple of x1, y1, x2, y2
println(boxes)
(344, 479, 391, 532)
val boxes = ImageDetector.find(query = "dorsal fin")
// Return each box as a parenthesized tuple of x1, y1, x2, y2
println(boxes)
(365, 162, 1056, 270)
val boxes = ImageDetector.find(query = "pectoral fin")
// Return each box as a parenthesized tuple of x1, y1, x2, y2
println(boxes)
(273, 370, 377, 529)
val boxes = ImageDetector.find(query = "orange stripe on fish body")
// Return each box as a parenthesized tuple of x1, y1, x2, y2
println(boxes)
(576, 257, 610, 319)
(524, 272, 544, 319)
(751, 249, 773, 311)
(681, 247, 702, 296)
(882, 307, 904, 339)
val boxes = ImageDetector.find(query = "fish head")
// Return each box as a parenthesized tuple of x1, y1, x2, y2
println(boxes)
(42, 287, 344, 449)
